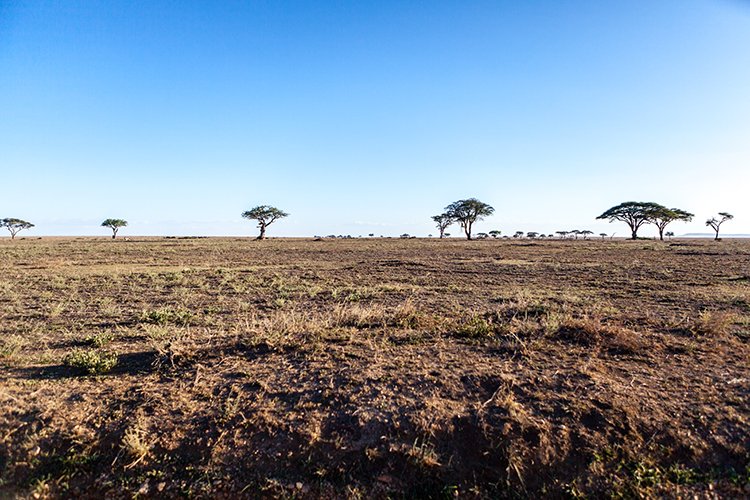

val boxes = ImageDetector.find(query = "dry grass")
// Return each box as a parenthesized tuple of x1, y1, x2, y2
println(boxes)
(0, 237, 748, 498)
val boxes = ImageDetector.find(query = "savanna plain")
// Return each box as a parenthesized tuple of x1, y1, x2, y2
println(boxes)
(0, 237, 748, 498)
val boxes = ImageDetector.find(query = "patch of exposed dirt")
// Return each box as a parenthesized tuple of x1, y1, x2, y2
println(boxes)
(0, 237, 748, 498)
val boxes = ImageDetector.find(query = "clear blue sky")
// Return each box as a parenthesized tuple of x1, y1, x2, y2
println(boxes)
(1, 0, 748, 237)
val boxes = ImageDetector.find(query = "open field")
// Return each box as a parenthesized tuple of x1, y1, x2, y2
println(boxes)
(0, 237, 748, 498)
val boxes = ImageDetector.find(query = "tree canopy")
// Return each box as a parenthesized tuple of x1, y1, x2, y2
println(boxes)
(648, 207, 693, 241)
(1, 218, 34, 240)
(444, 198, 494, 240)
(431, 213, 454, 239)
(706, 212, 734, 240)
(101, 219, 128, 239)
(241, 205, 289, 240)
(596, 202, 664, 240)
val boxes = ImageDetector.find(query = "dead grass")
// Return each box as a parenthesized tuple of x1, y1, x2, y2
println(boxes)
(0, 237, 748, 498)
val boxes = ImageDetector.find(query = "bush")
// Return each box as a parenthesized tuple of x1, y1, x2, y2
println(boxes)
(456, 315, 494, 339)
(63, 349, 118, 374)
(140, 307, 194, 326)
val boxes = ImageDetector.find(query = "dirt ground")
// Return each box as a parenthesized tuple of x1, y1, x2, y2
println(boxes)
(0, 237, 748, 498)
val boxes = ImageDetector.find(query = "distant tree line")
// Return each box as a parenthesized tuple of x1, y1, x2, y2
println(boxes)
(0, 201, 737, 241)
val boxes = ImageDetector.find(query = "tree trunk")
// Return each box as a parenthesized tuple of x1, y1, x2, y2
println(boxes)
(714, 228, 720, 240)
(257, 224, 266, 240)
(658, 227, 664, 241)
(465, 223, 472, 240)
(631, 228, 638, 240)
(112, 229, 117, 239)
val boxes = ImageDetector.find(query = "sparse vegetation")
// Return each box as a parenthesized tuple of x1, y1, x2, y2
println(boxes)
(84, 331, 114, 348)
(0, 237, 748, 498)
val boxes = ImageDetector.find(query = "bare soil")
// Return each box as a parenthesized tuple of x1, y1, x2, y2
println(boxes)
(0, 237, 748, 498)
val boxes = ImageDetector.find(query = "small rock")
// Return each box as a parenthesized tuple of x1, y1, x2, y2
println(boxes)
(138, 480, 150, 495)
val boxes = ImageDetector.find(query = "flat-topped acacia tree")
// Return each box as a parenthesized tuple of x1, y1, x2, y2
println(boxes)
(649, 207, 693, 241)
(242, 205, 289, 240)
(596, 201, 664, 240)
(101, 219, 128, 239)
(706, 212, 734, 240)
(1, 218, 34, 239)
(444, 198, 494, 240)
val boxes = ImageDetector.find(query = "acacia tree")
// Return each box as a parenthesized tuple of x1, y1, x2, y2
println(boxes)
(489, 230, 501, 238)
(580, 230, 594, 240)
(596, 201, 664, 240)
(649, 207, 693, 241)
(706, 212, 734, 240)
(665, 231, 675, 240)
(1, 218, 34, 239)
(431, 213, 454, 239)
(241, 205, 289, 240)
(101, 219, 128, 239)
(444, 198, 494, 240)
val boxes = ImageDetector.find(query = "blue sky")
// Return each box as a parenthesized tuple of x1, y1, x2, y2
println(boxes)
(1, 1, 748, 237)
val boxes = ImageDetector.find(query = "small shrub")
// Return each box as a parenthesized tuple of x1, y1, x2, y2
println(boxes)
(140, 307, 194, 326)
(456, 315, 494, 339)
(63, 349, 118, 374)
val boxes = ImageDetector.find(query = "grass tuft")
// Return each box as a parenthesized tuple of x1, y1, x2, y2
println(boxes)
(83, 331, 114, 348)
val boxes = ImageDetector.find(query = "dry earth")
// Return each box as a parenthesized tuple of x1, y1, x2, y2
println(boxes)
(0, 237, 748, 498)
